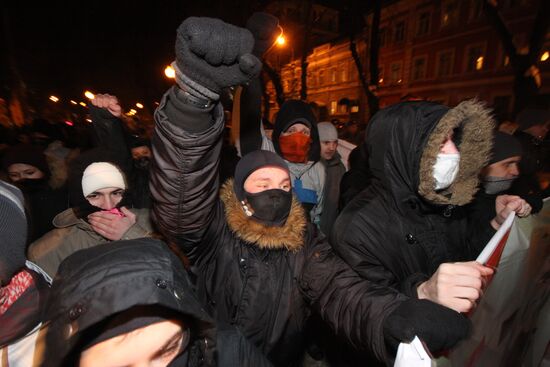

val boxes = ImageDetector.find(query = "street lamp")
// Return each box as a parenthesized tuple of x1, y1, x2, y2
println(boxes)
(164, 65, 176, 79)
(136, 103, 144, 109)
(84, 91, 95, 100)
(49, 95, 59, 102)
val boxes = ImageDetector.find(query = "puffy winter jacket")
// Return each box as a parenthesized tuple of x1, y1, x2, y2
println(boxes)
(151, 87, 377, 367)
(331, 100, 495, 363)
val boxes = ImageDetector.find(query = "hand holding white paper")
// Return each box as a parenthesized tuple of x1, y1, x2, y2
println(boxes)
(394, 336, 435, 367)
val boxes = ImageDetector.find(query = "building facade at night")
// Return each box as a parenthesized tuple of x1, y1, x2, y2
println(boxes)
(267, 0, 550, 124)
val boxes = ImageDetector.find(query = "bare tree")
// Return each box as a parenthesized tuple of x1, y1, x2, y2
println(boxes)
(345, 0, 381, 118)
(483, 0, 550, 114)
(300, 0, 313, 101)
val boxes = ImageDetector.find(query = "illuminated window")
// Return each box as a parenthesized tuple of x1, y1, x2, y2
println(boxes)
(465, 44, 485, 72)
(330, 101, 337, 115)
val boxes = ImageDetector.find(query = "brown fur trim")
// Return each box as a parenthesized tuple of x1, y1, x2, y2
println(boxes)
(418, 100, 494, 206)
(220, 179, 307, 251)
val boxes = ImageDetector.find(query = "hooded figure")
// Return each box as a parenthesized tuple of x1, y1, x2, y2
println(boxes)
(331, 100, 501, 364)
(0, 181, 51, 367)
(27, 148, 153, 278)
(40, 238, 272, 367)
(152, 16, 388, 367)
(2, 144, 69, 242)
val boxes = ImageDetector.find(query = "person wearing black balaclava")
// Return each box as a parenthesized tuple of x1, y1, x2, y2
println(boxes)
(130, 136, 153, 208)
(150, 16, 461, 367)
(27, 148, 153, 278)
(467, 131, 538, 244)
(2, 144, 69, 242)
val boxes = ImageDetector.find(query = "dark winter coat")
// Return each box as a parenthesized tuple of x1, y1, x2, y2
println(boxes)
(319, 154, 346, 236)
(331, 100, 495, 363)
(151, 87, 377, 367)
(40, 238, 271, 367)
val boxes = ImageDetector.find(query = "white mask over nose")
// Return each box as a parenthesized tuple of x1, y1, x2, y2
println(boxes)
(433, 153, 460, 190)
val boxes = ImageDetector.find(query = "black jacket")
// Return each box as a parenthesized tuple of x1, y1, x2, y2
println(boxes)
(331, 101, 495, 363)
(41, 238, 271, 367)
(151, 87, 378, 367)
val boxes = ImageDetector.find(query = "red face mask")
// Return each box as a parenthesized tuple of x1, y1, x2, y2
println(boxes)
(279, 133, 312, 163)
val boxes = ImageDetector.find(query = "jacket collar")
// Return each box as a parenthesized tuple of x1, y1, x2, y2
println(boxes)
(220, 179, 307, 252)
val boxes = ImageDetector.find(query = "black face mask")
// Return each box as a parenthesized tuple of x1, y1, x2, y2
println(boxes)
(243, 189, 292, 227)
(134, 157, 151, 170)
(15, 178, 49, 194)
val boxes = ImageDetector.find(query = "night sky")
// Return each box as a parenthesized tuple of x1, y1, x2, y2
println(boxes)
(1, 1, 267, 112)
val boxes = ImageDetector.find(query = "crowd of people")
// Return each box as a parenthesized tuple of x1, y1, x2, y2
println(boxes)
(1, 14, 549, 367)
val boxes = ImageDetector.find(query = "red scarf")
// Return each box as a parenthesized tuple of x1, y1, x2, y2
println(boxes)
(0, 269, 34, 315)
(279, 133, 311, 163)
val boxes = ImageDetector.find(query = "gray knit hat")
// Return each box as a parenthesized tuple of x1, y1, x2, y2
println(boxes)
(317, 122, 338, 141)
(0, 180, 27, 285)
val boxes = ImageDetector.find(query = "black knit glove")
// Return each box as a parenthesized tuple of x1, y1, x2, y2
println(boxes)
(383, 299, 471, 353)
(246, 12, 282, 57)
(174, 17, 261, 101)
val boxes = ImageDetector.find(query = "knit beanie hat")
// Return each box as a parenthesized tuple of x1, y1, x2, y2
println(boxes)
(489, 131, 523, 165)
(516, 108, 550, 131)
(317, 122, 338, 141)
(0, 181, 27, 285)
(1, 144, 51, 179)
(233, 150, 289, 201)
(81, 162, 126, 197)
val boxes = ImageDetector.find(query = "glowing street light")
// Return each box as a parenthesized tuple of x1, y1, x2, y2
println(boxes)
(79, 102, 87, 107)
(70, 100, 78, 105)
(164, 65, 176, 79)
(136, 102, 144, 109)
(49, 95, 59, 102)
(84, 91, 95, 100)
(541, 51, 549, 62)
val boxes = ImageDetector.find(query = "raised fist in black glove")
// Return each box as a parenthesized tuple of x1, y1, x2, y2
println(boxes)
(246, 12, 282, 57)
(175, 17, 262, 99)
(383, 299, 471, 354)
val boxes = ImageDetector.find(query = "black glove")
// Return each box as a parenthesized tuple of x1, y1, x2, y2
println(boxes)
(246, 12, 282, 57)
(383, 299, 471, 353)
(175, 17, 262, 99)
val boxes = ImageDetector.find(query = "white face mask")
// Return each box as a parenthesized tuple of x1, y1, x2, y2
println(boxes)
(433, 153, 460, 190)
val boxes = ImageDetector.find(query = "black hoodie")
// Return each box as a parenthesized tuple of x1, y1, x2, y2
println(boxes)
(40, 238, 272, 367)
(272, 99, 321, 162)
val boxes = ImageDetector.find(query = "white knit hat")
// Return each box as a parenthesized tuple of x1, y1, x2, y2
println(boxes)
(81, 162, 126, 197)
(317, 122, 338, 141)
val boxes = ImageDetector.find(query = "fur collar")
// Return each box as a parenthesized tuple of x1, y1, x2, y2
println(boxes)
(418, 100, 494, 206)
(219, 179, 307, 252)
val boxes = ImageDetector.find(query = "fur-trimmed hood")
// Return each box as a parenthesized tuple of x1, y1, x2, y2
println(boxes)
(366, 100, 494, 208)
(220, 179, 307, 252)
